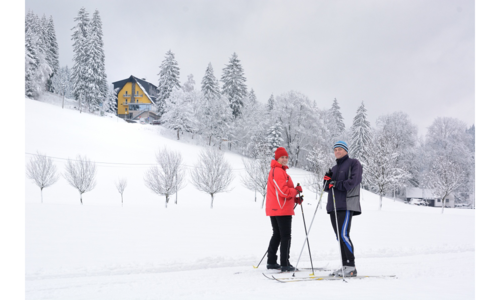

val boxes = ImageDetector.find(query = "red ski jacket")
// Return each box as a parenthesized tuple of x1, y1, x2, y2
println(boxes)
(266, 159, 298, 216)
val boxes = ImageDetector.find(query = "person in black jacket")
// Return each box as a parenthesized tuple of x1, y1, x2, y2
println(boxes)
(323, 141, 363, 277)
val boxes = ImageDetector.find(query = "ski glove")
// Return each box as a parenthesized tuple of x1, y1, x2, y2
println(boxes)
(295, 185, 303, 193)
(294, 195, 304, 205)
(329, 181, 336, 189)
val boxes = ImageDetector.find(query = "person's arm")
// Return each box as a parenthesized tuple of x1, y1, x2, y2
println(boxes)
(335, 160, 362, 191)
(271, 169, 298, 199)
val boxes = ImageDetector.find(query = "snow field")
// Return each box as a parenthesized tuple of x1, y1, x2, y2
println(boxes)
(25, 98, 475, 299)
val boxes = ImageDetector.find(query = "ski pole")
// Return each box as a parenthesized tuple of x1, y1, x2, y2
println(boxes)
(296, 183, 315, 275)
(253, 250, 268, 269)
(255, 202, 300, 269)
(331, 185, 347, 282)
(292, 180, 328, 277)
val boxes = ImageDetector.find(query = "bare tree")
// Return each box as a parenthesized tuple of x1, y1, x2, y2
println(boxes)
(26, 152, 59, 203)
(63, 155, 97, 204)
(191, 147, 234, 208)
(425, 156, 465, 214)
(144, 148, 185, 208)
(115, 178, 128, 206)
(241, 157, 269, 208)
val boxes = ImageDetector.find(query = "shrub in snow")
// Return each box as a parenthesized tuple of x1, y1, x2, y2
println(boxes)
(63, 155, 97, 204)
(191, 147, 233, 208)
(144, 148, 185, 208)
(26, 152, 59, 203)
(115, 178, 128, 206)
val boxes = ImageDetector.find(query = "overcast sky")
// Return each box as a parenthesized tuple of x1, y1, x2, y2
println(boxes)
(25, 0, 475, 136)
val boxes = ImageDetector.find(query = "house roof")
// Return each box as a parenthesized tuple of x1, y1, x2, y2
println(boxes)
(406, 187, 438, 199)
(112, 75, 158, 104)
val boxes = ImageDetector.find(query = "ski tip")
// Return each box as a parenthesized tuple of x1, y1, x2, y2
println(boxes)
(252, 266, 258, 269)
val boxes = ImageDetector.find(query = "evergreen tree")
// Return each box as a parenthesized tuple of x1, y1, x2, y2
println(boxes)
(84, 22, 103, 112)
(350, 102, 372, 166)
(267, 94, 275, 110)
(248, 89, 257, 105)
(91, 10, 107, 106)
(201, 63, 230, 146)
(25, 11, 51, 99)
(267, 122, 284, 155)
(157, 50, 181, 115)
(52, 65, 73, 99)
(71, 7, 90, 112)
(45, 16, 60, 92)
(328, 98, 346, 137)
(221, 53, 247, 118)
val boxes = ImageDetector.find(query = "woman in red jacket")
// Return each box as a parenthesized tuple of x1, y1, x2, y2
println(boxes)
(265, 147, 303, 272)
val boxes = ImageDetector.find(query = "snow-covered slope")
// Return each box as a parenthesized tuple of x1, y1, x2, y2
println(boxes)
(25, 97, 475, 300)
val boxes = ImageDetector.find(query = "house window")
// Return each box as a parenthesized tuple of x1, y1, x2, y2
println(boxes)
(125, 99, 128, 104)
(437, 199, 441, 202)
(446, 199, 449, 203)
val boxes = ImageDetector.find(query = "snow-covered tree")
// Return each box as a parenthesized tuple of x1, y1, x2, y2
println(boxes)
(424, 117, 471, 212)
(267, 94, 275, 111)
(161, 89, 197, 140)
(25, 11, 52, 99)
(90, 10, 107, 109)
(274, 91, 322, 167)
(326, 98, 346, 140)
(221, 53, 247, 118)
(26, 152, 59, 203)
(350, 102, 372, 167)
(115, 178, 127, 206)
(44, 16, 59, 92)
(376, 111, 418, 195)
(267, 121, 284, 154)
(182, 74, 196, 93)
(248, 89, 257, 106)
(64, 155, 97, 204)
(190, 147, 234, 208)
(364, 130, 411, 210)
(103, 84, 118, 113)
(52, 66, 73, 100)
(157, 50, 181, 116)
(71, 7, 91, 112)
(241, 157, 270, 208)
(144, 148, 185, 208)
(425, 156, 466, 214)
(304, 145, 333, 199)
(200, 63, 231, 147)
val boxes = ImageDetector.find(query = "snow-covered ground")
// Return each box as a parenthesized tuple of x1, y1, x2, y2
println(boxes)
(25, 96, 475, 299)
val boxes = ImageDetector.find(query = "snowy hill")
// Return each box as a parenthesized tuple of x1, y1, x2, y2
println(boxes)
(25, 97, 474, 300)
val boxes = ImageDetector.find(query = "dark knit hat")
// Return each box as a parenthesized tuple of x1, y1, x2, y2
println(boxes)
(274, 147, 289, 160)
(333, 141, 348, 152)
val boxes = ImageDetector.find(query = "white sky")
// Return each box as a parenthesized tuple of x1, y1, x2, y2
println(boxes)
(25, 0, 474, 135)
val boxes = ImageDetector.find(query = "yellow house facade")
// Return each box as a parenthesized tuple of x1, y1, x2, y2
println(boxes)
(112, 75, 160, 122)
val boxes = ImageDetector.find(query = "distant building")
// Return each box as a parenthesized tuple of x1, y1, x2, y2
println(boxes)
(405, 187, 455, 208)
(112, 76, 160, 123)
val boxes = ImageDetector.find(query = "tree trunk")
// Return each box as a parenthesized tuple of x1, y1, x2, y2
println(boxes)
(165, 194, 169, 208)
(261, 193, 266, 209)
(40, 188, 43, 204)
(441, 196, 446, 214)
(121, 194, 124, 207)
(211, 194, 214, 209)
(80, 193, 83, 205)
(177, 129, 180, 140)
(254, 190, 257, 202)
(175, 191, 178, 204)
(379, 194, 382, 210)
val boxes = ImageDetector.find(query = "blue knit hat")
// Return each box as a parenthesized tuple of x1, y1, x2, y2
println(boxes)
(333, 141, 348, 152)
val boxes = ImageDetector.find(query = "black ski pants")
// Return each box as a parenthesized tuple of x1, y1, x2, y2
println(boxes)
(267, 215, 292, 266)
(330, 210, 355, 267)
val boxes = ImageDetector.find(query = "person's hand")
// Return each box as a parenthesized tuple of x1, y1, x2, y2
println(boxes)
(329, 181, 336, 189)
(294, 196, 304, 205)
(295, 185, 303, 193)
(323, 175, 331, 181)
